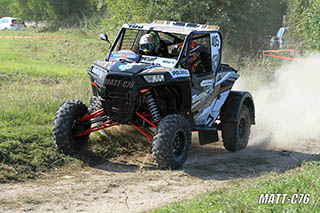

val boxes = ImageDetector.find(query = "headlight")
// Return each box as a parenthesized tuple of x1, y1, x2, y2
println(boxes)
(91, 66, 106, 78)
(143, 75, 165, 83)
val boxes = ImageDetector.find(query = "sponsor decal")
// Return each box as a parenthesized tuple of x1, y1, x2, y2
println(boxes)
(212, 35, 220, 48)
(200, 79, 213, 87)
(168, 69, 190, 78)
(141, 56, 157, 62)
(105, 79, 134, 88)
(192, 92, 208, 105)
(211, 33, 221, 73)
(111, 53, 127, 58)
(140, 56, 177, 68)
(144, 67, 166, 73)
(104, 62, 113, 69)
(162, 60, 175, 65)
(153, 27, 191, 34)
(155, 58, 177, 67)
(127, 24, 143, 29)
(118, 64, 133, 71)
(111, 53, 122, 58)
(111, 51, 139, 60)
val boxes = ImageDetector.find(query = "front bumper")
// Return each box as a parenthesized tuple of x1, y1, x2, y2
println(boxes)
(100, 73, 138, 123)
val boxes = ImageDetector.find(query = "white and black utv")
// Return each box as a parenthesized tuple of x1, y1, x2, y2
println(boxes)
(53, 20, 255, 169)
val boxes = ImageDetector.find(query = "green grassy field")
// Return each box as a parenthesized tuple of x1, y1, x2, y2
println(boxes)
(154, 161, 320, 212)
(0, 29, 150, 182)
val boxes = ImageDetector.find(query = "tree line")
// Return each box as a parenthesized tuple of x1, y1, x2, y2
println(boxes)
(0, 0, 318, 53)
(286, 0, 320, 51)
(0, 0, 100, 27)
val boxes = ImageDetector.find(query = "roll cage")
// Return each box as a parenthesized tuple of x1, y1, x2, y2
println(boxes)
(106, 24, 222, 70)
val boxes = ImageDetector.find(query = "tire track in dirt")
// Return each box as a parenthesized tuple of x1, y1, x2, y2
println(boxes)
(1, 133, 319, 213)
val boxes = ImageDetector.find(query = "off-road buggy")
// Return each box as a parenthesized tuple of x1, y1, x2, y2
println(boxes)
(53, 20, 255, 169)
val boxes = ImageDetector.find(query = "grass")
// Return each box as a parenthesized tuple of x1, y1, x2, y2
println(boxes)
(0, 29, 150, 182)
(154, 160, 320, 212)
(0, 29, 107, 78)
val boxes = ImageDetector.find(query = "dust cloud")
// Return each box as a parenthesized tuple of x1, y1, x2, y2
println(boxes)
(235, 53, 320, 149)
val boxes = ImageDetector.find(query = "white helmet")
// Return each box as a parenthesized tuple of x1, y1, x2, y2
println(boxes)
(139, 33, 160, 55)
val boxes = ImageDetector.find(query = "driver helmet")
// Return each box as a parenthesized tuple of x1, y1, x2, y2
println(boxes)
(139, 33, 160, 55)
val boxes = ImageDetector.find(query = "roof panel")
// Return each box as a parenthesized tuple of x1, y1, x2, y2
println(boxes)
(123, 20, 220, 35)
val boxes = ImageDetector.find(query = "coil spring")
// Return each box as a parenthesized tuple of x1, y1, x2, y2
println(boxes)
(88, 96, 102, 113)
(145, 91, 161, 123)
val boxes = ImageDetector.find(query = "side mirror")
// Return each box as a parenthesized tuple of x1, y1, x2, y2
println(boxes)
(100, 33, 111, 44)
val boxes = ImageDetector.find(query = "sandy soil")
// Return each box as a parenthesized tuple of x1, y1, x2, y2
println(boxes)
(0, 132, 319, 213)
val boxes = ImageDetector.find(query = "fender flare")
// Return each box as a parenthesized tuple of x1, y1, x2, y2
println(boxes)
(220, 91, 255, 124)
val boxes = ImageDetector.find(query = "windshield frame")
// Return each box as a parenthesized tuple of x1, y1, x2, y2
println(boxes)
(106, 27, 189, 68)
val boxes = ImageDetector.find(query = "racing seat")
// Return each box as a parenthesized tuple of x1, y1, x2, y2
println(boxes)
(194, 45, 211, 74)
(199, 47, 211, 73)
(159, 40, 169, 57)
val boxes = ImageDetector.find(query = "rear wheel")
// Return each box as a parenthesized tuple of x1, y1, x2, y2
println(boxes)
(53, 100, 91, 154)
(152, 114, 191, 169)
(222, 105, 251, 152)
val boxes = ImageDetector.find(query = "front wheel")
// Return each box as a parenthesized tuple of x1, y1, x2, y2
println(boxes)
(53, 100, 91, 154)
(152, 114, 191, 170)
(222, 105, 251, 152)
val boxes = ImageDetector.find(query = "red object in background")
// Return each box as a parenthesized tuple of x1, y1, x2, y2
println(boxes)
(0, 35, 66, 39)
(262, 49, 305, 61)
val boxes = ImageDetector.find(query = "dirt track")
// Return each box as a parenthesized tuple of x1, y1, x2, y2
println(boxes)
(1, 130, 319, 213)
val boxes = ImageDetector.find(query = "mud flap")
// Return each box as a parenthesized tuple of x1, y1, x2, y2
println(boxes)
(198, 130, 218, 145)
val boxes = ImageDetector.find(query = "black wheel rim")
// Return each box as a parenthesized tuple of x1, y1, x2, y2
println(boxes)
(72, 112, 89, 139)
(173, 131, 186, 157)
(238, 117, 246, 139)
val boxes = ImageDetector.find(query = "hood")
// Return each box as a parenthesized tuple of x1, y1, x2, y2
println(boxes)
(94, 60, 170, 75)
(109, 61, 154, 74)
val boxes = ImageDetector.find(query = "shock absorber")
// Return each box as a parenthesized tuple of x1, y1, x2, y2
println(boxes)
(88, 96, 102, 113)
(145, 91, 161, 123)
